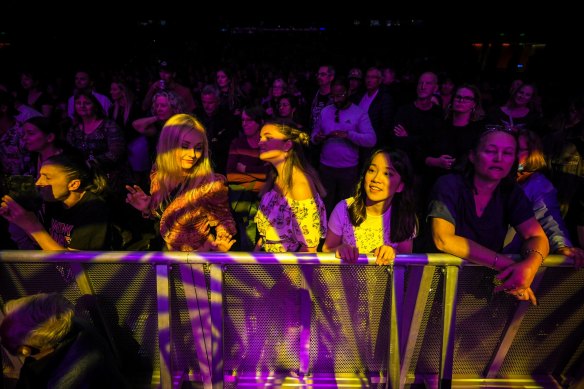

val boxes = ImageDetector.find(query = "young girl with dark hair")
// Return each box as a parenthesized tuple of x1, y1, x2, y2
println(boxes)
(323, 149, 417, 264)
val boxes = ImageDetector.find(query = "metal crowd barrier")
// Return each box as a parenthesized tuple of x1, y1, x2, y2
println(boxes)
(0, 251, 582, 389)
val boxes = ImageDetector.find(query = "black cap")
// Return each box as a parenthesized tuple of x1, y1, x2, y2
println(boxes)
(159, 59, 176, 72)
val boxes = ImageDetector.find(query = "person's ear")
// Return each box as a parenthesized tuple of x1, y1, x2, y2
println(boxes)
(68, 179, 81, 191)
(284, 140, 293, 152)
(396, 181, 405, 193)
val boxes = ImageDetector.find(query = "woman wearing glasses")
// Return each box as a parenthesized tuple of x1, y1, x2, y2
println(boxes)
(425, 84, 484, 175)
(428, 125, 549, 304)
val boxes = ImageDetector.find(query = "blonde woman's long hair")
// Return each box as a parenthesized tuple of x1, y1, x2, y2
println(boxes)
(150, 114, 214, 212)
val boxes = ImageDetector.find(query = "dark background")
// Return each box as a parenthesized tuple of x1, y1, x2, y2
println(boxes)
(1, 6, 580, 87)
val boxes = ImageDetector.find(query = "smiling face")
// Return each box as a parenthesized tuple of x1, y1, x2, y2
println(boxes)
(364, 152, 404, 207)
(513, 85, 534, 107)
(23, 122, 52, 152)
(177, 129, 204, 171)
(470, 131, 517, 182)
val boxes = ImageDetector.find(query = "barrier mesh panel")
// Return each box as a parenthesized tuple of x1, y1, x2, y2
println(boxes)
(499, 268, 584, 376)
(85, 263, 157, 381)
(452, 267, 517, 375)
(0, 263, 83, 303)
(169, 265, 200, 376)
(309, 265, 391, 373)
(223, 264, 302, 373)
(408, 267, 442, 374)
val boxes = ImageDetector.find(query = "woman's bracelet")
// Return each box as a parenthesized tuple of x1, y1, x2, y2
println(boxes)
(522, 248, 545, 266)
(492, 253, 499, 270)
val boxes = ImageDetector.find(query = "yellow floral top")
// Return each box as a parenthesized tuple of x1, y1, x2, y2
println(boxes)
(255, 189, 327, 252)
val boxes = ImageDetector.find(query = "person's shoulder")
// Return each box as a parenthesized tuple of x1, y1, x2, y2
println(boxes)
(290, 172, 314, 201)
(206, 173, 229, 189)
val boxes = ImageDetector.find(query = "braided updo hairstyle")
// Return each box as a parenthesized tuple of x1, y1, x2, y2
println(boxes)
(260, 119, 325, 198)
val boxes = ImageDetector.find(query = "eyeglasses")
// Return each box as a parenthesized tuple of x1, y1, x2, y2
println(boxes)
(454, 94, 475, 102)
(482, 124, 518, 137)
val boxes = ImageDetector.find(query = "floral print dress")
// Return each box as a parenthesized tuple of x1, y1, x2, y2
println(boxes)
(255, 189, 327, 252)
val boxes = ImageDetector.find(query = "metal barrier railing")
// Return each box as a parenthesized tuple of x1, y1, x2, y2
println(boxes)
(0, 251, 580, 389)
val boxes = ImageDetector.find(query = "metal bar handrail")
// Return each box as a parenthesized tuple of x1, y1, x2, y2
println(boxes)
(0, 251, 574, 267)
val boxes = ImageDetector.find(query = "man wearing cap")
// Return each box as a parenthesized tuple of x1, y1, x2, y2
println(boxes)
(347, 68, 365, 103)
(142, 60, 196, 113)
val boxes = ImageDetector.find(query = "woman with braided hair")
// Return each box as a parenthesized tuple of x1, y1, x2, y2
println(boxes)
(255, 120, 327, 252)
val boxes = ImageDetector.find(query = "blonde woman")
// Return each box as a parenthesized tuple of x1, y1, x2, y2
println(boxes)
(255, 120, 327, 252)
(126, 114, 236, 251)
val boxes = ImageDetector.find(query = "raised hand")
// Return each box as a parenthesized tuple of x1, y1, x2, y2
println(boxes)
(0, 195, 42, 232)
(125, 185, 151, 213)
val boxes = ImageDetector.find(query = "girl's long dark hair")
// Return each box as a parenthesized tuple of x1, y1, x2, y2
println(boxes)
(348, 148, 417, 243)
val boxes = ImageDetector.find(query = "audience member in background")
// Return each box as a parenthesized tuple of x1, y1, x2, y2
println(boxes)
(504, 129, 584, 265)
(428, 126, 549, 305)
(66, 69, 111, 119)
(141, 60, 196, 113)
(487, 82, 542, 134)
(425, 84, 484, 177)
(66, 90, 127, 195)
(126, 114, 236, 251)
(23, 116, 65, 177)
(227, 106, 270, 193)
(357, 67, 394, 148)
(261, 78, 287, 117)
(195, 85, 238, 174)
(0, 293, 126, 388)
(323, 149, 417, 264)
(18, 70, 54, 118)
(437, 75, 455, 111)
(277, 94, 306, 130)
(312, 80, 376, 215)
(347, 68, 364, 103)
(255, 121, 327, 252)
(216, 68, 242, 116)
(226, 106, 270, 250)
